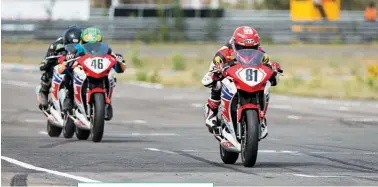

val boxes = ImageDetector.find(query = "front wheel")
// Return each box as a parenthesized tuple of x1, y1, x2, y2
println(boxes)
(90, 93, 105, 142)
(219, 144, 239, 164)
(62, 112, 75, 138)
(75, 127, 90, 140)
(240, 109, 260, 167)
(47, 120, 62, 137)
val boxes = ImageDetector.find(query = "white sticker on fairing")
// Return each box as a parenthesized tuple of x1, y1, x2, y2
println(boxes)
(84, 57, 111, 74)
(236, 67, 266, 87)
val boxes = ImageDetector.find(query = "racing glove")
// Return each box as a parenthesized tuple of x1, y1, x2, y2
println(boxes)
(39, 59, 49, 71)
(271, 62, 283, 73)
(111, 52, 126, 73)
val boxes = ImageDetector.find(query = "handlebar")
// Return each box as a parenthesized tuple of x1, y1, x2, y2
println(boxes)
(45, 55, 63, 60)
(209, 60, 236, 74)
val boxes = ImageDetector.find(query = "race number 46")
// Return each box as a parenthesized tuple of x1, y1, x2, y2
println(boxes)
(91, 58, 103, 69)
(84, 57, 111, 73)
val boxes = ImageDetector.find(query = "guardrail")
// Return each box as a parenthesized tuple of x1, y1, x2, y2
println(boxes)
(2, 18, 378, 44)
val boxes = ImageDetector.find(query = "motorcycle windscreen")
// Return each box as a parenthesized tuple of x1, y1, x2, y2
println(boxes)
(81, 42, 110, 56)
(64, 44, 78, 53)
(234, 49, 264, 66)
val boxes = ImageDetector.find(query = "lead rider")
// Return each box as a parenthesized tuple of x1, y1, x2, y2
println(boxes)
(202, 26, 283, 139)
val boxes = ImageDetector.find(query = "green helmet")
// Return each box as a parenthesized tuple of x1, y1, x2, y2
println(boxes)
(81, 27, 103, 44)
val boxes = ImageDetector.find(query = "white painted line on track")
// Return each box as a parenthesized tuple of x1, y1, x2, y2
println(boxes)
(269, 105, 292, 109)
(280, 150, 299, 154)
(191, 103, 204, 108)
(144, 148, 178, 154)
(287, 115, 301, 120)
(133, 120, 146, 124)
(290, 173, 378, 178)
(259, 150, 277, 153)
(338, 106, 349, 111)
(290, 173, 344, 178)
(131, 133, 178, 136)
(118, 120, 147, 124)
(122, 81, 163, 89)
(25, 119, 45, 123)
(1, 156, 101, 182)
(309, 151, 378, 155)
(164, 95, 185, 100)
(180, 150, 302, 154)
(39, 131, 48, 135)
(3, 80, 35, 88)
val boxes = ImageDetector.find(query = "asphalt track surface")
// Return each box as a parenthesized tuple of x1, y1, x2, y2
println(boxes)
(2, 71, 378, 186)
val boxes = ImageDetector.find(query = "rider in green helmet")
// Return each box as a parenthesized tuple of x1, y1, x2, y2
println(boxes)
(80, 27, 103, 44)
(60, 27, 126, 121)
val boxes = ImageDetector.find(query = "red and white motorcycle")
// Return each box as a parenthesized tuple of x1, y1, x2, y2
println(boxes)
(206, 49, 281, 167)
(63, 42, 117, 142)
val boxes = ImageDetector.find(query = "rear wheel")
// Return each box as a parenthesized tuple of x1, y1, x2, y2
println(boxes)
(241, 109, 260, 167)
(90, 93, 105, 142)
(219, 144, 239, 164)
(47, 120, 62, 137)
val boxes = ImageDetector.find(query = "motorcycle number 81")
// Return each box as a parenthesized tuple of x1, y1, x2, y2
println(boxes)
(84, 57, 111, 73)
(237, 67, 266, 86)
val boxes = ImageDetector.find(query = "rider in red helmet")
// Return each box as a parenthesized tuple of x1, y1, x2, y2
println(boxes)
(202, 26, 283, 139)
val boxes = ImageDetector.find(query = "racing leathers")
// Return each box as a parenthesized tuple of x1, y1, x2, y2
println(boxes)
(201, 42, 282, 139)
(38, 37, 68, 110)
(57, 43, 126, 120)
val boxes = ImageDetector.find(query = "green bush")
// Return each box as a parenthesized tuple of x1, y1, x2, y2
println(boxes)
(149, 69, 161, 83)
(130, 50, 143, 68)
(136, 69, 148, 82)
(171, 53, 186, 71)
(135, 28, 156, 44)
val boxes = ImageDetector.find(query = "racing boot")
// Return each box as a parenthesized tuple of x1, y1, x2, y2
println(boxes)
(62, 87, 74, 112)
(204, 98, 221, 134)
(38, 77, 51, 110)
(260, 92, 269, 140)
(105, 103, 113, 121)
(260, 115, 268, 140)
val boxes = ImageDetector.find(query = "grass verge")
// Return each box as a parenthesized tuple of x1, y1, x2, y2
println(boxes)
(2, 41, 378, 100)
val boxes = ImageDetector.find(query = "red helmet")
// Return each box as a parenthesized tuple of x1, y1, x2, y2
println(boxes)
(231, 26, 260, 52)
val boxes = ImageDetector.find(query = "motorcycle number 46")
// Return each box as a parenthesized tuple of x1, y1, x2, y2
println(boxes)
(237, 68, 266, 86)
(91, 58, 103, 69)
(85, 57, 111, 73)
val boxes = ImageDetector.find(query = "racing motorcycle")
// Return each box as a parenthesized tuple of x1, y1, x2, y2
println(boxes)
(36, 55, 75, 138)
(63, 42, 117, 142)
(205, 49, 281, 167)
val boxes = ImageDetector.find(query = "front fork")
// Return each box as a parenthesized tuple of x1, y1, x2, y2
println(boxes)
(236, 81, 271, 140)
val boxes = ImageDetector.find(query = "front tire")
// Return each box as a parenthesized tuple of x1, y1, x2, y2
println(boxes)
(62, 111, 75, 138)
(47, 120, 62, 137)
(219, 144, 239, 164)
(90, 93, 105, 142)
(75, 127, 90, 140)
(241, 109, 260, 167)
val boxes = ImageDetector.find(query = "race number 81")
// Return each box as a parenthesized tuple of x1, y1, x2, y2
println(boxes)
(245, 69, 258, 82)
(91, 58, 103, 69)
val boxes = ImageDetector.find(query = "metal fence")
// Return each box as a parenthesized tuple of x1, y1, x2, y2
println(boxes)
(2, 10, 378, 44)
